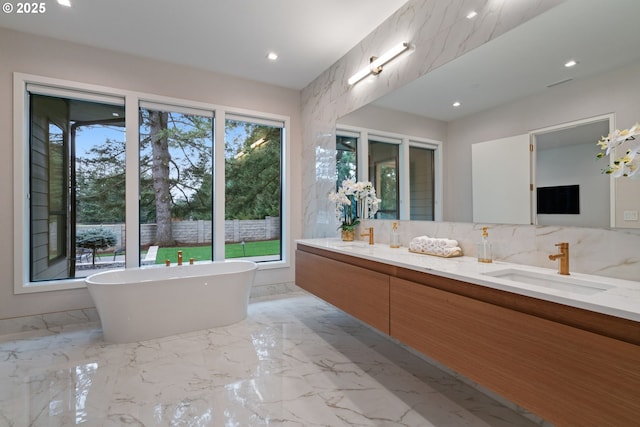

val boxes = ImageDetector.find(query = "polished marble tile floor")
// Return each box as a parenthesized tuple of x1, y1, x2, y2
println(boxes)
(0, 292, 545, 426)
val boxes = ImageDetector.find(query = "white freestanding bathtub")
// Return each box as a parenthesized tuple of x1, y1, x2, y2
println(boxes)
(85, 260, 257, 343)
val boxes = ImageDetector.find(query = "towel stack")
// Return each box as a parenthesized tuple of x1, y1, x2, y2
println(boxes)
(408, 235, 462, 257)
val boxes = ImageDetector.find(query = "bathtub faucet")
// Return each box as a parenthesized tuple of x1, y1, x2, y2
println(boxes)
(177, 251, 183, 266)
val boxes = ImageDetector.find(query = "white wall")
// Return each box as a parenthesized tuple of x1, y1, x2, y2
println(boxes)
(0, 28, 302, 319)
(338, 104, 447, 142)
(445, 61, 640, 224)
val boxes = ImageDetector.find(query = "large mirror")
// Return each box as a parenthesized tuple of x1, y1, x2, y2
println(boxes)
(337, 0, 640, 229)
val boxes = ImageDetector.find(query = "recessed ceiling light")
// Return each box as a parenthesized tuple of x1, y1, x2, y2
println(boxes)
(453, 101, 461, 107)
(267, 52, 278, 61)
(564, 59, 578, 68)
(466, 11, 478, 19)
(57, 0, 71, 6)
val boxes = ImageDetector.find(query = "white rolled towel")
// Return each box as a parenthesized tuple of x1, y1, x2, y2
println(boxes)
(443, 247, 462, 257)
(437, 238, 458, 248)
(410, 236, 431, 251)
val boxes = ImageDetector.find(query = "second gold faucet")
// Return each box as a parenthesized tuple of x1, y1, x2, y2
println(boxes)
(549, 242, 569, 275)
(360, 227, 374, 245)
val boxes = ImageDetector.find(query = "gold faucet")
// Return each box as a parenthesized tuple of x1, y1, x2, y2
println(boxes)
(360, 227, 374, 245)
(177, 250, 183, 266)
(548, 242, 569, 275)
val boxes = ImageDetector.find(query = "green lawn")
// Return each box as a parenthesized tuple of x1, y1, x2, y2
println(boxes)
(155, 240, 280, 264)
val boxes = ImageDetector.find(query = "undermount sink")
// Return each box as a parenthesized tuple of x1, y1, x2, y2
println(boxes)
(482, 268, 614, 295)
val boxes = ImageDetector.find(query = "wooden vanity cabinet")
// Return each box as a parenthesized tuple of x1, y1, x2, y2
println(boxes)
(390, 276, 640, 427)
(295, 243, 640, 427)
(295, 249, 390, 333)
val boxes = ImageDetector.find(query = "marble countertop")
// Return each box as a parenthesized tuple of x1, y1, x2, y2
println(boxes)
(297, 238, 640, 323)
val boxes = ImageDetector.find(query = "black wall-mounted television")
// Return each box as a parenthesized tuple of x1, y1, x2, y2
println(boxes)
(536, 185, 580, 214)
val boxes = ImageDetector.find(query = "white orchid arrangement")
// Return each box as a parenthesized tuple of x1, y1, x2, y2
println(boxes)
(596, 122, 640, 177)
(328, 179, 381, 231)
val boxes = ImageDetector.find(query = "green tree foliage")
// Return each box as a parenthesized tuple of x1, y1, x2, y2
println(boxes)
(139, 111, 213, 223)
(76, 228, 117, 265)
(75, 114, 281, 233)
(76, 137, 126, 223)
(379, 164, 398, 212)
(336, 151, 356, 187)
(77, 112, 213, 226)
(225, 121, 281, 220)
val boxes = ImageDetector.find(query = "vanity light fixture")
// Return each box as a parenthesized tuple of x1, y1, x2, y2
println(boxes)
(348, 41, 410, 85)
(57, 0, 71, 6)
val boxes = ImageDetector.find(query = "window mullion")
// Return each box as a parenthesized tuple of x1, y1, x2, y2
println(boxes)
(213, 112, 226, 261)
(358, 130, 369, 182)
(399, 138, 410, 220)
(124, 96, 140, 267)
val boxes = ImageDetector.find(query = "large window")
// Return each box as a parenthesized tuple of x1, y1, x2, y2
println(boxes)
(29, 90, 125, 281)
(225, 116, 283, 261)
(15, 75, 289, 292)
(139, 103, 214, 265)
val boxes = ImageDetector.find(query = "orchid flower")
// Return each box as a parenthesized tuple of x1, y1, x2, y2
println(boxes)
(329, 179, 382, 230)
(597, 121, 640, 178)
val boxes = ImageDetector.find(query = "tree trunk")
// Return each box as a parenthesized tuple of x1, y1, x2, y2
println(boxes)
(149, 111, 175, 246)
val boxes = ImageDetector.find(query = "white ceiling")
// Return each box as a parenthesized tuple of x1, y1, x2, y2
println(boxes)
(4, 0, 639, 117)
(0, 0, 408, 90)
(373, 0, 640, 122)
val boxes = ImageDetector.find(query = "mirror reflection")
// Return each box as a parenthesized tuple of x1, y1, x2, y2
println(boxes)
(337, 0, 640, 229)
(533, 117, 611, 228)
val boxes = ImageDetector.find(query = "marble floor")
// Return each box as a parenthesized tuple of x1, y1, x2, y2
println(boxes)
(0, 292, 547, 426)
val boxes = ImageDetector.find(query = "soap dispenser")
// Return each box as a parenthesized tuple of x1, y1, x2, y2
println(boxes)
(477, 227, 492, 263)
(390, 222, 400, 248)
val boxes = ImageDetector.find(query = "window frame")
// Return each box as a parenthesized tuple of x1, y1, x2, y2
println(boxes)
(137, 101, 215, 264)
(408, 143, 437, 220)
(14, 73, 290, 294)
(223, 114, 286, 263)
(368, 136, 401, 219)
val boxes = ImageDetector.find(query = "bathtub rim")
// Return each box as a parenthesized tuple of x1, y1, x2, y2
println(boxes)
(85, 259, 258, 286)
